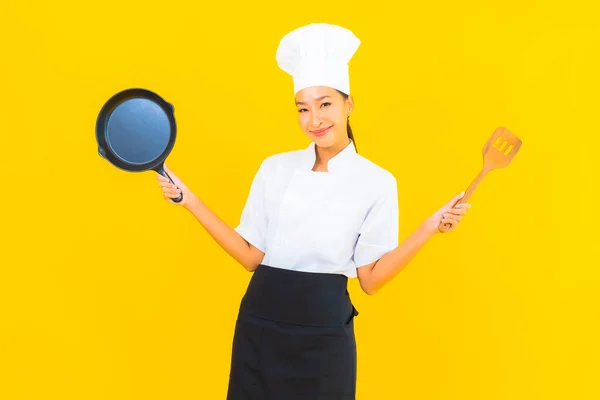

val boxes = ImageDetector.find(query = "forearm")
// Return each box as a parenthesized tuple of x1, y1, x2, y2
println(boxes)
(366, 221, 437, 294)
(184, 195, 256, 271)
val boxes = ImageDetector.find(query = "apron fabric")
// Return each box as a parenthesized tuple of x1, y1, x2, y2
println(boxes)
(226, 264, 360, 400)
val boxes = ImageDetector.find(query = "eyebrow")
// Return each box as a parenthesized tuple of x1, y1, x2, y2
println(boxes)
(295, 96, 331, 106)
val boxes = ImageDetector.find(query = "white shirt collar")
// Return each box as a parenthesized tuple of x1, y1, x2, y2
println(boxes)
(301, 139, 357, 173)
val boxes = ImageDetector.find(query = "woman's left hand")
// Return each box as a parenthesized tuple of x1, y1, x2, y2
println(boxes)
(425, 192, 472, 234)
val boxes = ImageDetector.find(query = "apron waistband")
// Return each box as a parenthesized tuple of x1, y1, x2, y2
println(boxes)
(239, 264, 359, 327)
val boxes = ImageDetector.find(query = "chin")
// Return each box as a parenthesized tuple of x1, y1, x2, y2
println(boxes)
(313, 136, 335, 146)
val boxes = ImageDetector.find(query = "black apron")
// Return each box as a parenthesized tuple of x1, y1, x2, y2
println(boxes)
(226, 264, 360, 400)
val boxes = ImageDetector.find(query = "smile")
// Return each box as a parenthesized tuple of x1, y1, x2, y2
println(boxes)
(311, 126, 332, 137)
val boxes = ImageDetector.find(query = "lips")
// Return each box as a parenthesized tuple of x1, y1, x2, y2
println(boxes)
(311, 126, 332, 137)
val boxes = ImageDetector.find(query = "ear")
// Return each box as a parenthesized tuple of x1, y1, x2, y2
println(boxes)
(347, 95, 354, 115)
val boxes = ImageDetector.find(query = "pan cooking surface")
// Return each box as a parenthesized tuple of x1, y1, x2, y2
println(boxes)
(106, 98, 171, 165)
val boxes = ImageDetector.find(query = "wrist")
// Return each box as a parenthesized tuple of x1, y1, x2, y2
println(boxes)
(421, 218, 439, 238)
(184, 193, 201, 211)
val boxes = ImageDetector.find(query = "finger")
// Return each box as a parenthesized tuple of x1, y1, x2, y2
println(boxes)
(164, 192, 180, 201)
(446, 192, 465, 208)
(163, 169, 180, 185)
(443, 213, 462, 221)
(158, 182, 178, 189)
(156, 174, 169, 182)
(160, 183, 179, 192)
(448, 208, 467, 215)
(441, 217, 458, 229)
(455, 203, 472, 209)
(164, 188, 181, 196)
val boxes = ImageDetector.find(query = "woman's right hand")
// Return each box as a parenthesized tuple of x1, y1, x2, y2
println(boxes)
(156, 163, 195, 207)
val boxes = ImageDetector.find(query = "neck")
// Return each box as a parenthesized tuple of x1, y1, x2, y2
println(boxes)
(315, 138, 351, 164)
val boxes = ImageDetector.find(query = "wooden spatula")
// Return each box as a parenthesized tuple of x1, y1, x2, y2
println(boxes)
(438, 126, 523, 233)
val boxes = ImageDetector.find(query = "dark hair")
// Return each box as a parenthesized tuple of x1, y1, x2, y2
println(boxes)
(335, 89, 357, 153)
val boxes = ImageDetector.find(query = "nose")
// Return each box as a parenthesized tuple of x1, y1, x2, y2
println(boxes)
(311, 111, 322, 127)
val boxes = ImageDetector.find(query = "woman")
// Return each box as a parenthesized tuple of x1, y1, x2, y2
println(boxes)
(156, 23, 472, 399)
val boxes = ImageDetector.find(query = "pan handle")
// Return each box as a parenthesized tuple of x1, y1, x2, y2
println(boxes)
(156, 164, 183, 203)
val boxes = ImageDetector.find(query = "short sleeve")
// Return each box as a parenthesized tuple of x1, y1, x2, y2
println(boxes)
(354, 176, 399, 268)
(234, 158, 269, 253)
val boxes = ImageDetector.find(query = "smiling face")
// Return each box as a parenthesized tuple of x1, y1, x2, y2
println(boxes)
(295, 86, 354, 148)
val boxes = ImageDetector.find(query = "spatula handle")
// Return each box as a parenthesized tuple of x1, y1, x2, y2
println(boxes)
(438, 168, 488, 233)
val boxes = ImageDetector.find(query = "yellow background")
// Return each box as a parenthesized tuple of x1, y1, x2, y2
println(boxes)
(1, 1, 598, 398)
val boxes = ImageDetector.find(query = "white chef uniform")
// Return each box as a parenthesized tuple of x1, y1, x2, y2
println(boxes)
(234, 22, 398, 278)
(234, 139, 398, 278)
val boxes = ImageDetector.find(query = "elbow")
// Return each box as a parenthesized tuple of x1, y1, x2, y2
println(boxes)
(361, 283, 379, 296)
(359, 268, 380, 295)
(243, 262, 259, 272)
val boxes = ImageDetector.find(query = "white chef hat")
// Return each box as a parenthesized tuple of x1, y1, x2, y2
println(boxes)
(276, 23, 361, 95)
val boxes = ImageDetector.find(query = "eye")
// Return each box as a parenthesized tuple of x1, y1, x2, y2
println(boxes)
(321, 102, 331, 107)
(298, 108, 307, 113)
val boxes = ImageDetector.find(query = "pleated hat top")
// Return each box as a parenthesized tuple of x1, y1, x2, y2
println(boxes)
(275, 23, 361, 95)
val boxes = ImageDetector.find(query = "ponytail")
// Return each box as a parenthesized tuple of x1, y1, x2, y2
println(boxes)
(336, 89, 358, 153)
(347, 117, 357, 153)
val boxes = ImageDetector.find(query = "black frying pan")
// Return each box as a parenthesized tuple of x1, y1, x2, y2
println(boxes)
(96, 88, 182, 203)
